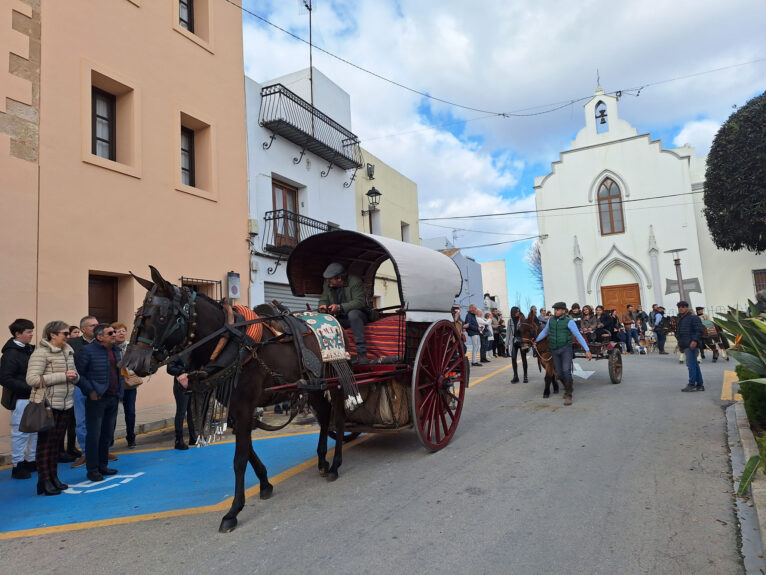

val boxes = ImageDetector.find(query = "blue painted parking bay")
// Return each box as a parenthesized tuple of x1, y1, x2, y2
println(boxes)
(0, 431, 333, 536)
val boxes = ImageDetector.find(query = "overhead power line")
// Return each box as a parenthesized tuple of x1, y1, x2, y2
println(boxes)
(418, 190, 703, 221)
(230, 0, 766, 120)
(454, 235, 544, 250)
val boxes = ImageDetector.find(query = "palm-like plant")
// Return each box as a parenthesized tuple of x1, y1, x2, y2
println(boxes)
(714, 302, 766, 384)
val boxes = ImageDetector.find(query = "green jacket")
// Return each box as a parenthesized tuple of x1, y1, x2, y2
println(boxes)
(318, 275, 367, 314)
(548, 314, 573, 350)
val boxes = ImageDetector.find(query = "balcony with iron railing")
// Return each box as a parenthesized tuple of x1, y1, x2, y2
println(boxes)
(261, 209, 337, 255)
(258, 83, 363, 171)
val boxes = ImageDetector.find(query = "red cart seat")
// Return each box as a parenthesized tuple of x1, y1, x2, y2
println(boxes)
(344, 315, 405, 360)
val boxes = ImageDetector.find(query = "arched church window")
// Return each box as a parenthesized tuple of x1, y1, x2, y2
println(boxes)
(595, 101, 608, 134)
(598, 178, 624, 235)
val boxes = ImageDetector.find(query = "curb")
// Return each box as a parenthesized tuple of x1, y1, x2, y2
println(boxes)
(0, 416, 176, 468)
(734, 400, 766, 552)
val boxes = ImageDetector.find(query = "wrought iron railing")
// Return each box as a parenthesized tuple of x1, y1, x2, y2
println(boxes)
(262, 210, 333, 255)
(258, 84, 363, 171)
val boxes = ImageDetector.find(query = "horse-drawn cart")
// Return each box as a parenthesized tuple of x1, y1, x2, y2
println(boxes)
(285, 230, 468, 451)
(573, 339, 622, 384)
(122, 231, 467, 532)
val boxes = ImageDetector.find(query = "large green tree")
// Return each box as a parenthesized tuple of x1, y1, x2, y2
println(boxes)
(703, 91, 766, 253)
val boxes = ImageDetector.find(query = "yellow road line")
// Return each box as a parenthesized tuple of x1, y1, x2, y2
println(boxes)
(721, 370, 741, 401)
(0, 434, 371, 540)
(468, 360, 514, 387)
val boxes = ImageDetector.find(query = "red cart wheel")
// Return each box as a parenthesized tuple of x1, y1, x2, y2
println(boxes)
(411, 320, 467, 451)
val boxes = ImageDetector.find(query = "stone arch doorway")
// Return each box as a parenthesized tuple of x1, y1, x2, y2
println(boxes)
(586, 245, 651, 309)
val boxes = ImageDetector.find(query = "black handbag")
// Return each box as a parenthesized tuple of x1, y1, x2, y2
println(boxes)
(19, 377, 54, 433)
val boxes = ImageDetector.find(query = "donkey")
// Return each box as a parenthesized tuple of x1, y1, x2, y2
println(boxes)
(516, 317, 559, 398)
(121, 267, 347, 533)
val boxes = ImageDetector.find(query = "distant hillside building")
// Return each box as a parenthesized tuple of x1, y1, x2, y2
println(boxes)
(534, 88, 765, 315)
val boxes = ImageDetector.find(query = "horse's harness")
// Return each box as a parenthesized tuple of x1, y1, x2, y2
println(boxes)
(133, 287, 325, 431)
(518, 322, 553, 366)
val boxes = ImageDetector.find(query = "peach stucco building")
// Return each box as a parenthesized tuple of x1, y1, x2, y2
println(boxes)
(0, 0, 250, 429)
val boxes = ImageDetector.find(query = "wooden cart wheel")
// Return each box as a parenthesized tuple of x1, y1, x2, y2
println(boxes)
(608, 349, 622, 384)
(411, 320, 467, 451)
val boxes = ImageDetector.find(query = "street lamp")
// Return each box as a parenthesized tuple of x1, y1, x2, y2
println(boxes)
(361, 187, 382, 234)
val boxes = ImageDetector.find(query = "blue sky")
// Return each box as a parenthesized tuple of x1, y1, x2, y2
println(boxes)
(240, 0, 766, 310)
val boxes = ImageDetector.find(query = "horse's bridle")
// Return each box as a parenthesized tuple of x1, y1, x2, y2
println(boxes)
(130, 285, 198, 361)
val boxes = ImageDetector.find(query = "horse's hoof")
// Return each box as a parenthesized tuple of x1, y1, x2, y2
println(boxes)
(219, 517, 237, 533)
(543, 393, 550, 399)
(259, 483, 274, 500)
(553, 389, 559, 394)
(326, 471, 338, 482)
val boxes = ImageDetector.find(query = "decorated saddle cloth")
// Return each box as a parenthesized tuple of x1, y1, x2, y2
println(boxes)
(701, 319, 718, 338)
(294, 312, 350, 362)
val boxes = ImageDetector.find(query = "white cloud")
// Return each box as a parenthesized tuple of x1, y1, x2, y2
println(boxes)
(240, 0, 765, 275)
(673, 120, 721, 156)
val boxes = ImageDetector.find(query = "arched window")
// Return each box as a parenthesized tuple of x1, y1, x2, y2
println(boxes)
(598, 178, 624, 235)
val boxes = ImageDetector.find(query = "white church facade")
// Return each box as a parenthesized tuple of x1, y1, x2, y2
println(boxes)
(534, 89, 765, 316)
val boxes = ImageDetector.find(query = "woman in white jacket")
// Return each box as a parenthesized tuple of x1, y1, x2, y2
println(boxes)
(26, 321, 79, 496)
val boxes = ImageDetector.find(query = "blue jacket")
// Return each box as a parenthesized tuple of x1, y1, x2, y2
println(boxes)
(675, 312, 702, 350)
(76, 341, 124, 399)
(464, 312, 480, 336)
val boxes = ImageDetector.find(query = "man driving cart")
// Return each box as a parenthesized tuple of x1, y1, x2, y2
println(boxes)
(318, 263, 370, 364)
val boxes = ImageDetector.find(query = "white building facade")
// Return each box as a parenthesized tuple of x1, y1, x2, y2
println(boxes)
(245, 68, 361, 309)
(480, 260, 510, 317)
(534, 89, 765, 316)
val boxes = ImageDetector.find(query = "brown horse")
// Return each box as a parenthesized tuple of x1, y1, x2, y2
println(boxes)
(121, 267, 347, 533)
(516, 316, 559, 398)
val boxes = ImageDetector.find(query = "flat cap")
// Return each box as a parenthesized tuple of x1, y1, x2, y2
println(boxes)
(552, 301, 567, 310)
(323, 262, 346, 279)
(695, 306, 704, 311)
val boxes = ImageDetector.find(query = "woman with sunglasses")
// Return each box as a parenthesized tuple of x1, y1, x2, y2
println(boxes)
(25, 321, 79, 495)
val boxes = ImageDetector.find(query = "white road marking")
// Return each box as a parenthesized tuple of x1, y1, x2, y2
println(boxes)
(573, 362, 595, 380)
(64, 472, 145, 494)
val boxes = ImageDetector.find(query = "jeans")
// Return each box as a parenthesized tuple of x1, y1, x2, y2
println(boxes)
(551, 345, 574, 382)
(479, 333, 489, 361)
(684, 347, 704, 386)
(626, 328, 639, 351)
(469, 334, 481, 364)
(85, 395, 119, 473)
(656, 329, 667, 352)
(338, 309, 368, 355)
(73, 386, 87, 450)
(122, 388, 137, 443)
(10, 399, 37, 464)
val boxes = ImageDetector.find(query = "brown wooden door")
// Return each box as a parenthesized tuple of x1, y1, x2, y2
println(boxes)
(600, 283, 641, 313)
(89, 275, 118, 324)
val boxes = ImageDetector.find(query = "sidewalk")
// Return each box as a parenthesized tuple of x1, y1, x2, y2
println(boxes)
(0, 403, 177, 468)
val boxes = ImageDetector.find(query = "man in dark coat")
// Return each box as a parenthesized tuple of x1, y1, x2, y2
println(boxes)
(318, 263, 370, 363)
(0, 318, 36, 479)
(676, 301, 704, 392)
(76, 323, 124, 482)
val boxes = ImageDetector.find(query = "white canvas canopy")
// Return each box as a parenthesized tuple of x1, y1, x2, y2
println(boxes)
(286, 230, 462, 322)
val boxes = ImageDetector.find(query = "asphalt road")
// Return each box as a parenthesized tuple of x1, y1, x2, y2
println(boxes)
(0, 351, 749, 574)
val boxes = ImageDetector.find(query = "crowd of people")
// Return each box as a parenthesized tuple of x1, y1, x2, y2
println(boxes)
(451, 299, 726, 395)
(452, 301, 664, 363)
(0, 315, 194, 495)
